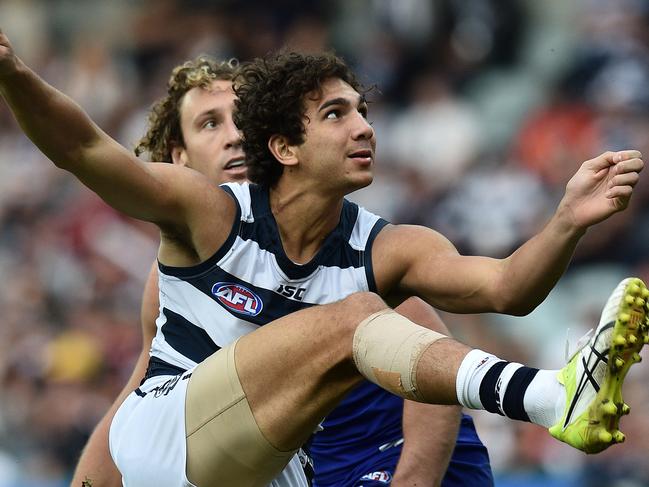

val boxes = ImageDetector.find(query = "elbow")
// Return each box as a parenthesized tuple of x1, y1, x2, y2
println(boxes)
(490, 266, 542, 316)
(55, 135, 103, 171)
(493, 293, 540, 317)
(506, 305, 536, 317)
(46, 144, 86, 171)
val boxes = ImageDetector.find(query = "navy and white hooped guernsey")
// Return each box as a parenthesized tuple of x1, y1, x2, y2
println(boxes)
(149, 182, 387, 372)
(148, 182, 493, 487)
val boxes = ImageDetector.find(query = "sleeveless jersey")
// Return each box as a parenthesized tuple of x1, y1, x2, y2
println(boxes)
(148, 182, 491, 486)
(149, 182, 388, 370)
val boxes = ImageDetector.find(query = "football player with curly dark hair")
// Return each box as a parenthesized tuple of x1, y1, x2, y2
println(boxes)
(1, 30, 647, 487)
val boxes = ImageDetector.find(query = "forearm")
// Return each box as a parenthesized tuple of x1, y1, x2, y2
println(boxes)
(391, 401, 461, 487)
(0, 58, 103, 169)
(0, 52, 187, 225)
(497, 205, 585, 315)
(72, 349, 151, 486)
(377, 223, 584, 316)
(71, 408, 123, 487)
(497, 149, 644, 314)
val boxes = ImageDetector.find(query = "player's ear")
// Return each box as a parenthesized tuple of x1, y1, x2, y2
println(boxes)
(268, 135, 298, 167)
(171, 145, 188, 167)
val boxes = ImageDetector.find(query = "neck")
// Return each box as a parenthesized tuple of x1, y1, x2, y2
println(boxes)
(269, 180, 344, 264)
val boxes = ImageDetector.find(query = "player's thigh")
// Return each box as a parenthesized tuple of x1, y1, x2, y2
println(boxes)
(109, 373, 192, 487)
(235, 292, 387, 450)
(185, 341, 301, 487)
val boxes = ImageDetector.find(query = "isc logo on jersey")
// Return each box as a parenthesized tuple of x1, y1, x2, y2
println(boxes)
(212, 282, 263, 316)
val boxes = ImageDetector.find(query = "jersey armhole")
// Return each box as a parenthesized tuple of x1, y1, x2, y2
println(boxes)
(158, 186, 242, 278)
(364, 219, 389, 293)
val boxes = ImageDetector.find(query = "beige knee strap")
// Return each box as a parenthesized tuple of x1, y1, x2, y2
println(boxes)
(352, 309, 446, 401)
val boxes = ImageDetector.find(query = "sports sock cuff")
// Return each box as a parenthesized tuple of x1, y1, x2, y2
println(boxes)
(456, 349, 501, 409)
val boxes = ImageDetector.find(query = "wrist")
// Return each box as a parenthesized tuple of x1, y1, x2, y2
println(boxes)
(0, 56, 26, 87)
(554, 201, 588, 239)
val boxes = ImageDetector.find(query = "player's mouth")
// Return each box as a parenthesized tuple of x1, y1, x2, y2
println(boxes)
(224, 156, 247, 175)
(347, 149, 373, 166)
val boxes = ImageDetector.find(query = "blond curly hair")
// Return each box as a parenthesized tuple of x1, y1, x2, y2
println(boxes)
(135, 56, 238, 162)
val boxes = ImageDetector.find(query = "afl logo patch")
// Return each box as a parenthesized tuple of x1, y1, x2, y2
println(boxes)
(359, 471, 392, 483)
(211, 282, 263, 316)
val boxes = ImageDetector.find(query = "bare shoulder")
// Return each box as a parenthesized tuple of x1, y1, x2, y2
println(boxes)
(151, 164, 237, 263)
(150, 162, 235, 216)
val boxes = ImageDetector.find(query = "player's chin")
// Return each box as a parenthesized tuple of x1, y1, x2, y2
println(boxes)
(348, 172, 373, 191)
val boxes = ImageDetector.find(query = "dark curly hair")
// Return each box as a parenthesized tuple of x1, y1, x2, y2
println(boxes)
(135, 56, 238, 162)
(234, 51, 368, 187)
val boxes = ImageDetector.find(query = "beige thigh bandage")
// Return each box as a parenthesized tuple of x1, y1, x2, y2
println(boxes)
(352, 309, 446, 401)
(185, 340, 297, 487)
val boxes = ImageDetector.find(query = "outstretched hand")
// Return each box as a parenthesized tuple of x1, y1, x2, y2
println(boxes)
(561, 150, 644, 229)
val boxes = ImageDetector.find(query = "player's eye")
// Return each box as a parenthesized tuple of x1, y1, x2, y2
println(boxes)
(325, 110, 341, 120)
(202, 119, 218, 129)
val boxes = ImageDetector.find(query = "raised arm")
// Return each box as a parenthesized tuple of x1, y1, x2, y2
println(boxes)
(71, 262, 160, 486)
(0, 29, 233, 244)
(375, 150, 644, 315)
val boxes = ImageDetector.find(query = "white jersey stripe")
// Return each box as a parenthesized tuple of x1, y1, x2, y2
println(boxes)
(217, 236, 369, 303)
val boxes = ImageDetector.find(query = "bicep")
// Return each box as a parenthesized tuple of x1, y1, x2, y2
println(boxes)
(375, 225, 506, 313)
(73, 138, 185, 225)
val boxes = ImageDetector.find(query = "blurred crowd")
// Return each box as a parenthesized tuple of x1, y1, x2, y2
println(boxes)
(1, 0, 649, 485)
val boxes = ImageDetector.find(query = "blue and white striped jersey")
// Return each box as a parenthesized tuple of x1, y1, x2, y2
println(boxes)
(146, 182, 493, 487)
(149, 182, 388, 371)
(147, 182, 395, 483)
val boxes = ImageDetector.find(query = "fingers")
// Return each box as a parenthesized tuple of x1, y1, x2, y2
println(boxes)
(612, 150, 642, 163)
(605, 153, 643, 200)
(606, 174, 640, 199)
(587, 150, 643, 171)
(614, 156, 644, 175)
(606, 184, 633, 202)
(609, 171, 640, 189)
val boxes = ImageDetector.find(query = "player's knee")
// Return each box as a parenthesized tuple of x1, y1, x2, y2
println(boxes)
(352, 309, 447, 400)
(338, 292, 387, 331)
(396, 296, 452, 336)
(342, 291, 386, 311)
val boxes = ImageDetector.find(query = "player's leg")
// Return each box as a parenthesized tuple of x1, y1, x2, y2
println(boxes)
(347, 277, 649, 456)
(185, 292, 393, 486)
(388, 297, 465, 486)
(452, 277, 649, 453)
(391, 298, 494, 487)
(185, 278, 649, 485)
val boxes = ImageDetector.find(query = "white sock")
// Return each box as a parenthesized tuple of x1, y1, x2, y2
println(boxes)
(455, 349, 502, 410)
(523, 369, 565, 428)
(456, 349, 565, 427)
